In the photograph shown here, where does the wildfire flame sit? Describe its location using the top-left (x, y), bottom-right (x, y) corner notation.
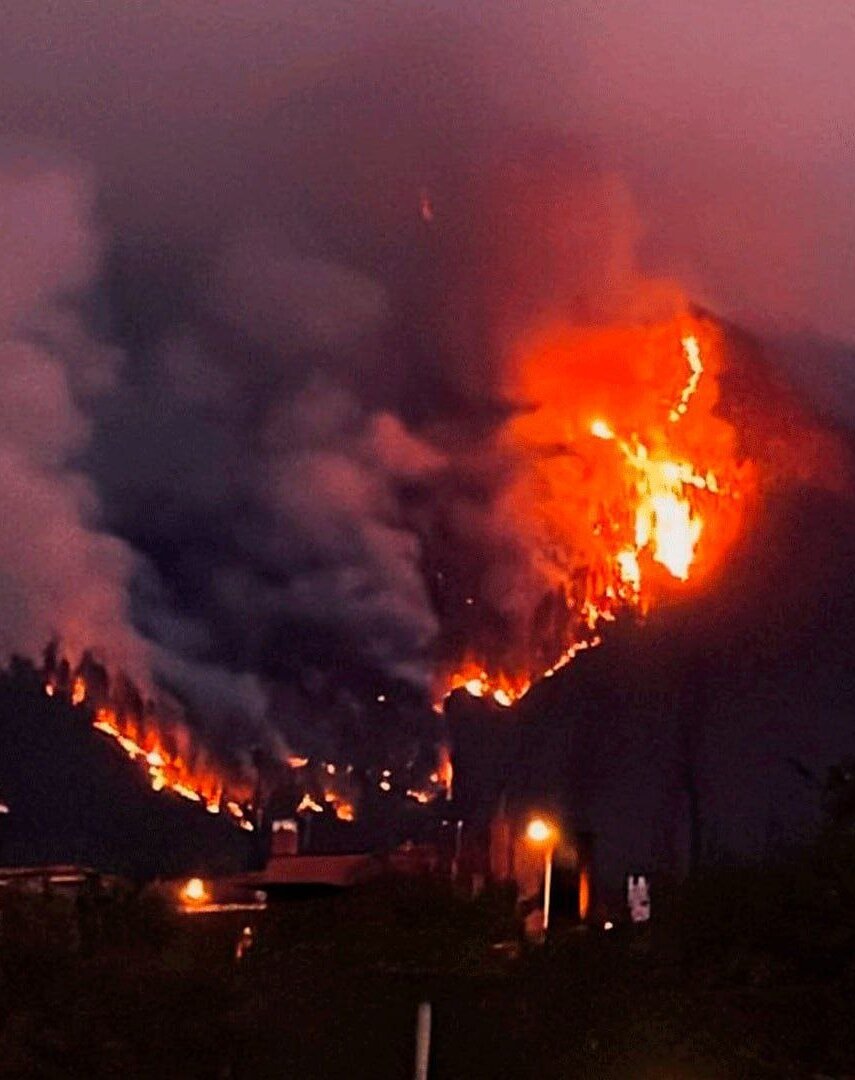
top-left (91, 704), bottom-right (254, 829)
top-left (435, 742), bottom-right (454, 801)
top-left (323, 788), bottom-right (356, 822)
top-left (296, 792), bottom-right (323, 814)
top-left (44, 674), bottom-right (254, 829)
top-left (437, 315), bottom-right (754, 707)
top-left (70, 676), bottom-right (86, 707)
top-left (43, 665), bottom-right (455, 830)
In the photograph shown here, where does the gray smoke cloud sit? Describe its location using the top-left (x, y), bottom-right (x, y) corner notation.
top-left (0, 161), bottom-right (147, 678)
top-left (0, 158), bottom-right (270, 731)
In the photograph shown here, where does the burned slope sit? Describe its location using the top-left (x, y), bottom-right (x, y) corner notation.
top-left (0, 661), bottom-right (253, 879)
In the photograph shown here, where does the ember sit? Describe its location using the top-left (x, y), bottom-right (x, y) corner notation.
top-left (296, 792), bottom-right (324, 815)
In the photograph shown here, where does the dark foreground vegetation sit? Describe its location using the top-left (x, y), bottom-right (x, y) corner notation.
top-left (0, 827), bottom-right (854, 1079)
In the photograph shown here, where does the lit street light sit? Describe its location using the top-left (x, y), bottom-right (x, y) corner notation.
top-left (526, 818), bottom-right (551, 844)
top-left (525, 817), bottom-right (557, 933)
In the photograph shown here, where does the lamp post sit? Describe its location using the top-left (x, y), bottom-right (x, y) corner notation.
top-left (526, 817), bottom-right (556, 933)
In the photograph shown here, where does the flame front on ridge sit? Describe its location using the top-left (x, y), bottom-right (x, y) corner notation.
top-left (44, 675), bottom-right (255, 829)
top-left (436, 315), bottom-right (754, 708)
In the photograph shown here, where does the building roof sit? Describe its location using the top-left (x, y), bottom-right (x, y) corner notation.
top-left (236, 853), bottom-right (381, 889)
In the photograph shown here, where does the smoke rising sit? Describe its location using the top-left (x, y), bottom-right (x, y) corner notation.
top-left (0, 162), bottom-right (148, 679)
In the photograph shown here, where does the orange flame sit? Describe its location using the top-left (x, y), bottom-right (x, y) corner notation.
top-left (578, 867), bottom-right (590, 922)
top-left (436, 742), bottom-right (454, 801)
top-left (70, 676), bottom-right (86, 707)
top-left (323, 786), bottom-right (356, 822)
top-left (91, 703), bottom-right (254, 828)
top-left (296, 792), bottom-right (323, 814)
top-left (44, 674), bottom-right (253, 829)
top-left (437, 315), bottom-right (754, 707)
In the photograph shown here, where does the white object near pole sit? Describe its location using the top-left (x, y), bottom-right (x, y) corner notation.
top-left (542, 845), bottom-right (554, 932)
top-left (414, 1001), bottom-right (432, 1080)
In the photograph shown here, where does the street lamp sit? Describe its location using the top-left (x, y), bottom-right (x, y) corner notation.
top-left (525, 817), bottom-right (557, 933)
top-left (180, 877), bottom-right (210, 907)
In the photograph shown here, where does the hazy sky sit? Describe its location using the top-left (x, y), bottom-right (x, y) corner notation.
top-left (3, 1), bottom-right (852, 339)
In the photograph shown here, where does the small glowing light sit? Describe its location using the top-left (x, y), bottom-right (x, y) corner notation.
top-left (379, 780), bottom-right (391, 792)
top-left (465, 597), bottom-right (475, 605)
top-left (71, 676), bottom-right (86, 706)
top-left (376, 694), bottom-right (386, 702)
top-left (579, 867), bottom-right (591, 921)
top-left (604, 921), bottom-right (614, 931)
top-left (181, 877), bottom-right (209, 905)
top-left (526, 818), bottom-right (552, 843)
top-left (591, 419), bottom-right (615, 440)
top-left (325, 763), bottom-right (336, 775)
top-left (381, 769), bottom-right (391, 778)
top-left (493, 689), bottom-right (513, 707)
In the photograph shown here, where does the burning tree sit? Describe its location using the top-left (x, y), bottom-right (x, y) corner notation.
top-left (41, 644), bottom-right (256, 830)
top-left (436, 313), bottom-right (755, 708)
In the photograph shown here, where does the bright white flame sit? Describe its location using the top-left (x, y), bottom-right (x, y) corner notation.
top-left (616, 549), bottom-right (641, 593)
top-left (591, 419), bottom-right (615, 440)
top-left (669, 335), bottom-right (703, 422)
